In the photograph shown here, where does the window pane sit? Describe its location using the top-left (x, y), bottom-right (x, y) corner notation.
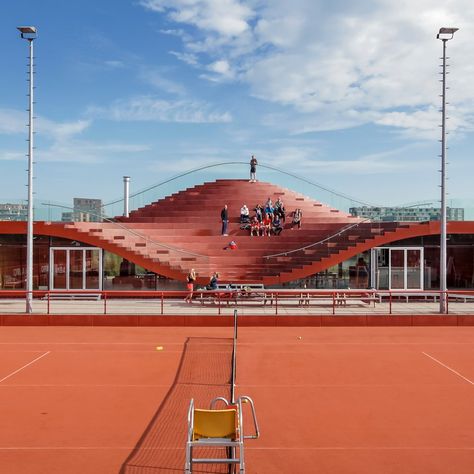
top-left (69, 250), bottom-right (83, 290)
top-left (53, 250), bottom-right (67, 289)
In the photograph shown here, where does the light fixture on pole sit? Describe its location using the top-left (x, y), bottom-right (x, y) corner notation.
top-left (437, 27), bottom-right (458, 313)
top-left (17, 26), bottom-right (37, 314)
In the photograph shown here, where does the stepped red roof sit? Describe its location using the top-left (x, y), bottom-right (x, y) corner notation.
top-left (1, 179), bottom-right (472, 284)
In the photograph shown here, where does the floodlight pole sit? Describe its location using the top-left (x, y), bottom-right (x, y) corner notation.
top-left (18, 27), bottom-right (37, 313)
top-left (437, 28), bottom-right (458, 313)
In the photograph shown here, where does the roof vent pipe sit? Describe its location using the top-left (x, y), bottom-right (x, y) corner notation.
top-left (123, 176), bottom-right (130, 218)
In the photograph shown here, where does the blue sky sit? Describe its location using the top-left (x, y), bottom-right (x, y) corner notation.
top-left (1, 0), bottom-right (474, 215)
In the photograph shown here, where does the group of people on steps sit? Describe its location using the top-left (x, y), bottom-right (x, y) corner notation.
top-left (185, 156), bottom-right (303, 302)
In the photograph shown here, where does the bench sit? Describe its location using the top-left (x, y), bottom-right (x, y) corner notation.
top-left (448, 293), bottom-right (474, 303)
top-left (334, 291), bottom-right (377, 307)
top-left (375, 291), bottom-right (440, 303)
top-left (44, 293), bottom-right (102, 301)
top-left (376, 291), bottom-right (474, 304)
top-left (198, 284), bottom-right (266, 305)
top-left (268, 290), bottom-right (378, 308)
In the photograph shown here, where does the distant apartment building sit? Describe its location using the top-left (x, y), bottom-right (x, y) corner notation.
top-left (73, 198), bottom-right (103, 222)
top-left (60, 198), bottom-right (103, 222)
top-left (349, 206), bottom-right (464, 222)
top-left (60, 212), bottom-right (74, 222)
top-left (0, 203), bottom-right (28, 221)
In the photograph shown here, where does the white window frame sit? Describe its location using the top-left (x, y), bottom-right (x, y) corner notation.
top-left (370, 246), bottom-right (424, 290)
top-left (49, 247), bottom-right (102, 290)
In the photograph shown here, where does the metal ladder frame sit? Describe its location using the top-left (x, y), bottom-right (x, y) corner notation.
top-left (185, 395), bottom-right (259, 474)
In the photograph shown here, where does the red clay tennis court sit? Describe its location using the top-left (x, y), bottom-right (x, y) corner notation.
top-left (0, 325), bottom-right (473, 473)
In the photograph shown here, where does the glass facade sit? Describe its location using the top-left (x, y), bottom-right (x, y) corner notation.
top-left (49, 248), bottom-right (101, 290)
top-left (271, 252), bottom-right (372, 290)
top-left (0, 235), bottom-right (50, 290)
top-left (272, 235), bottom-right (474, 290)
top-left (0, 233), bottom-right (474, 291)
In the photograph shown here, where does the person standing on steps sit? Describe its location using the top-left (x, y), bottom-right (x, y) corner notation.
top-left (249, 155), bottom-right (258, 182)
top-left (221, 204), bottom-right (229, 236)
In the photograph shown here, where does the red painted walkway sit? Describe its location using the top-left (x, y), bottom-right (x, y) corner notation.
top-left (0, 326), bottom-right (473, 473)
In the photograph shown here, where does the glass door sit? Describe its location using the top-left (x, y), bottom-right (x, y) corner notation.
top-left (52, 249), bottom-right (67, 290)
top-left (85, 249), bottom-right (101, 289)
top-left (69, 250), bottom-right (84, 290)
top-left (390, 249), bottom-right (405, 289)
top-left (407, 249), bottom-right (422, 289)
top-left (372, 248), bottom-right (389, 289)
top-left (50, 247), bottom-right (102, 290)
top-left (371, 247), bottom-right (424, 290)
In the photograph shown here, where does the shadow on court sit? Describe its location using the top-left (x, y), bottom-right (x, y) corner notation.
top-left (120, 337), bottom-right (233, 473)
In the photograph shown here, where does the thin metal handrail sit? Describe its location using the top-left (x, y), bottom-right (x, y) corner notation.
top-left (102, 161), bottom-right (379, 209)
top-left (41, 202), bottom-right (209, 260)
top-left (263, 217), bottom-right (376, 259)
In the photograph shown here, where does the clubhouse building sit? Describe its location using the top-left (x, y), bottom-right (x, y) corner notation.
top-left (1, 179), bottom-right (474, 292)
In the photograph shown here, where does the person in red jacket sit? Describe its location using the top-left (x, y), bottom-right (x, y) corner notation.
top-left (262, 213), bottom-right (272, 236)
top-left (250, 215), bottom-right (260, 236)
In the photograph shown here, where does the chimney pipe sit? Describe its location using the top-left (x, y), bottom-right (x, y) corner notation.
top-left (123, 176), bottom-right (130, 217)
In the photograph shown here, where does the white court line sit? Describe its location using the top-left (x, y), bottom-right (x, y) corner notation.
top-left (247, 447), bottom-right (474, 451)
top-left (0, 446), bottom-right (473, 451)
top-left (0, 384), bottom-right (170, 388)
top-left (0, 383), bottom-right (462, 388)
top-left (0, 352), bottom-right (50, 384)
top-left (422, 352), bottom-right (474, 385)
top-left (0, 346), bottom-right (181, 354)
top-left (0, 341), bottom-right (473, 345)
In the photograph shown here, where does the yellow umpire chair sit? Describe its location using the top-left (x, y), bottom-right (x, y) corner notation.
top-left (185, 396), bottom-right (259, 474)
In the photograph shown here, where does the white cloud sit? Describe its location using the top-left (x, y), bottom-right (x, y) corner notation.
top-left (0, 140), bottom-right (149, 164)
top-left (141, 0), bottom-right (474, 138)
top-left (140, 0), bottom-right (254, 36)
top-left (139, 68), bottom-right (187, 95)
top-left (38, 118), bottom-right (91, 141)
top-left (36, 140), bottom-right (151, 163)
top-left (169, 50), bottom-right (199, 65)
top-left (200, 59), bottom-right (235, 82)
top-left (0, 108), bottom-right (91, 140)
top-left (89, 96), bottom-right (232, 123)
top-left (104, 60), bottom-right (125, 68)
top-left (255, 144), bottom-right (417, 176)
top-left (0, 151), bottom-right (24, 161)
top-left (207, 59), bottom-right (234, 77)
top-left (0, 107), bottom-right (149, 163)
top-left (0, 109), bottom-right (27, 134)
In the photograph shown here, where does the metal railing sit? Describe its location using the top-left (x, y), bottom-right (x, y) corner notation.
top-left (1, 289), bottom-right (474, 316)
